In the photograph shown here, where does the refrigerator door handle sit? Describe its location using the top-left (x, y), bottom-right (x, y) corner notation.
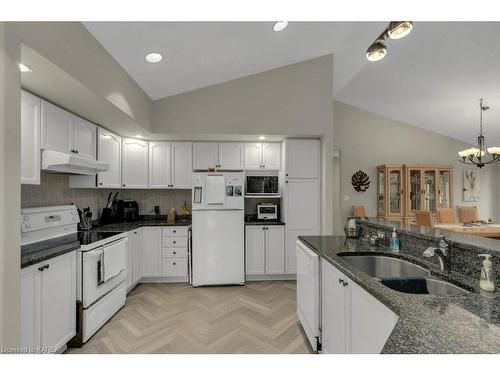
top-left (188, 227), bottom-right (192, 285)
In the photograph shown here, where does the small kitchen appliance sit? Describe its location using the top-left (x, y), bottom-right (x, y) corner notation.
top-left (246, 175), bottom-right (279, 196)
top-left (257, 203), bottom-right (278, 220)
top-left (117, 200), bottom-right (139, 222)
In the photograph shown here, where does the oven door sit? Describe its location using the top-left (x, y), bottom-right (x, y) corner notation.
top-left (81, 238), bottom-right (127, 308)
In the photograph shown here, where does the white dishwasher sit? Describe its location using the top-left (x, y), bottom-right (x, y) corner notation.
top-left (295, 239), bottom-right (320, 351)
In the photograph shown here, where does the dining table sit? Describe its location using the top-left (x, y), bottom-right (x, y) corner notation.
top-left (433, 223), bottom-right (500, 239)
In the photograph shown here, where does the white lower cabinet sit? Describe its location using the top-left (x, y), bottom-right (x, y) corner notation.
top-left (321, 260), bottom-right (398, 354)
top-left (141, 227), bottom-right (162, 277)
top-left (161, 227), bottom-right (189, 280)
top-left (245, 225), bottom-right (285, 276)
top-left (21, 251), bottom-right (77, 352)
top-left (126, 229), bottom-right (143, 291)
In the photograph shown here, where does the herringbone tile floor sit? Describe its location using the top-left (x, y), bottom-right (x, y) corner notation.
top-left (67, 281), bottom-right (313, 354)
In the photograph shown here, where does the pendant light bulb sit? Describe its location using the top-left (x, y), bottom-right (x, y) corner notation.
top-left (388, 21), bottom-right (413, 39)
top-left (366, 41), bottom-right (387, 62)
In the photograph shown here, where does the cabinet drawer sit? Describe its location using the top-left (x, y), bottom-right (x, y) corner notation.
top-left (162, 227), bottom-right (188, 237)
top-left (162, 258), bottom-right (188, 277)
top-left (162, 236), bottom-right (187, 247)
top-left (161, 247), bottom-right (187, 258)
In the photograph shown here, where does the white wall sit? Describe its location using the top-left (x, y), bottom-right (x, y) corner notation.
top-left (11, 22), bottom-right (152, 131)
top-left (153, 55), bottom-right (335, 234)
top-left (0, 23), bottom-right (21, 348)
top-left (333, 100), bottom-right (499, 228)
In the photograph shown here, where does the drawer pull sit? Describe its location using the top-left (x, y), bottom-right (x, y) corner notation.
top-left (173, 241), bottom-right (176, 244)
top-left (173, 262), bottom-right (176, 266)
top-left (173, 230), bottom-right (176, 233)
top-left (173, 251), bottom-right (176, 255)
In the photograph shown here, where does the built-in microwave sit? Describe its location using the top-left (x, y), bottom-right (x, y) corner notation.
top-left (246, 176), bottom-right (279, 196)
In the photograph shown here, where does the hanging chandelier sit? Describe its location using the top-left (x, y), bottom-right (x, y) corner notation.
top-left (458, 99), bottom-right (500, 168)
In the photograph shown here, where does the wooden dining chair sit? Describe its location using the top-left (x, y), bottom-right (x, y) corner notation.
top-left (352, 205), bottom-right (367, 219)
top-left (436, 207), bottom-right (458, 224)
top-left (458, 206), bottom-right (479, 223)
top-left (414, 210), bottom-right (433, 228)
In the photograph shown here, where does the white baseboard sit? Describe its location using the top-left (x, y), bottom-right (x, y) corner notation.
top-left (245, 274), bottom-right (296, 281)
top-left (139, 276), bottom-right (189, 283)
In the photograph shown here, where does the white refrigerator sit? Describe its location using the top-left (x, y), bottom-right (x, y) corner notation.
top-left (191, 172), bottom-right (245, 286)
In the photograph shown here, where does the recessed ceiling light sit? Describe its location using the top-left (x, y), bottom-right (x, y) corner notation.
top-left (135, 134), bottom-right (143, 139)
top-left (273, 21), bottom-right (288, 32)
top-left (145, 52), bottom-right (163, 64)
top-left (19, 63), bottom-right (32, 73)
top-left (258, 136), bottom-right (266, 140)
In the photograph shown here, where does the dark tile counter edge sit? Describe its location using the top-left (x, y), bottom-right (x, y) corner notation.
top-left (245, 221), bottom-right (285, 226)
top-left (21, 243), bottom-right (80, 269)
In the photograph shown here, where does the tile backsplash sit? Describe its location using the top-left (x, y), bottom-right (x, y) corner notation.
top-left (22, 173), bottom-right (192, 220)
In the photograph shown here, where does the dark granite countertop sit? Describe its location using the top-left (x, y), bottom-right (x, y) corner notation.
top-left (21, 233), bottom-right (80, 269)
top-left (299, 235), bottom-right (500, 354)
top-left (244, 214), bottom-right (285, 226)
top-left (21, 217), bottom-right (192, 268)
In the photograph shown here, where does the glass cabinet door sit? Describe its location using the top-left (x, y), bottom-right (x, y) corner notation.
top-left (439, 170), bottom-right (451, 208)
top-left (423, 170), bottom-right (436, 212)
top-left (388, 169), bottom-right (402, 215)
top-left (377, 168), bottom-right (386, 216)
top-left (407, 169), bottom-right (422, 214)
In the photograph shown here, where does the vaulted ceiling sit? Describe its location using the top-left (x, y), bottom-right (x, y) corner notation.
top-left (84, 21), bottom-right (500, 145)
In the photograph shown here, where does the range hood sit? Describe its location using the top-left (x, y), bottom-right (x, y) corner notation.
top-left (41, 150), bottom-right (109, 175)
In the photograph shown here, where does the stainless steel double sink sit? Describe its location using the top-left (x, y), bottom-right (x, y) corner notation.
top-left (339, 255), bottom-right (468, 295)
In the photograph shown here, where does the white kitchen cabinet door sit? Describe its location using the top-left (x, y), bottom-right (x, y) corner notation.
top-left (321, 260), bottom-right (348, 354)
top-left (40, 251), bottom-right (76, 350)
top-left (21, 266), bottom-right (40, 348)
top-left (97, 128), bottom-right (121, 188)
top-left (132, 229), bottom-right (143, 284)
top-left (284, 179), bottom-right (320, 231)
top-left (21, 90), bottom-right (41, 185)
top-left (285, 139), bottom-right (320, 179)
top-left (262, 143), bottom-right (281, 170)
top-left (72, 117), bottom-right (96, 159)
top-left (193, 142), bottom-right (219, 170)
top-left (149, 141), bottom-right (171, 188)
top-left (41, 100), bottom-right (73, 153)
top-left (171, 142), bottom-right (192, 189)
top-left (350, 280), bottom-right (398, 353)
top-left (122, 138), bottom-right (149, 188)
top-left (244, 143), bottom-right (263, 170)
top-left (245, 226), bottom-right (265, 275)
top-left (265, 226), bottom-right (285, 274)
top-left (141, 227), bottom-right (161, 277)
top-left (219, 143), bottom-right (244, 170)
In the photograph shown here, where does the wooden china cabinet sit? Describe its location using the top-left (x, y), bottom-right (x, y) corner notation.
top-left (377, 164), bottom-right (453, 219)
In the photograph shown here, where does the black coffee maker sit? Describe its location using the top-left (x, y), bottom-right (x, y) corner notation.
top-left (117, 200), bottom-right (139, 221)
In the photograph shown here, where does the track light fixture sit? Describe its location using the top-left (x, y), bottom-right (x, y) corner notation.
top-left (366, 21), bottom-right (413, 62)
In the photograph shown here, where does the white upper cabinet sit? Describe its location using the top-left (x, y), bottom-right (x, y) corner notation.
top-left (97, 128), bottom-right (121, 188)
top-left (171, 142), bottom-right (192, 189)
top-left (193, 142), bottom-right (219, 170)
top-left (72, 117), bottom-right (96, 159)
top-left (41, 99), bottom-right (96, 159)
top-left (262, 143), bottom-right (281, 170)
top-left (193, 142), bottom-right (244, 170)
top-left (245, 143), bottom-right (281, 170)
top-left (21, 90), bottom-right (41, 185)
top-left (285, 139), bottom-right (320, 178)
top-left (149, 141), bottom-right (192, 189)
top-left (284, 179), bottom-right (320, 230)
top-left (41, 100), bottom-right (73, 154)
top-left (149, 142), bottom-right (171, 188)
top-left (218, 142), bottom-right (244, 170)
top-left (122, 138), bottom-right (149, 188)
top-left (244, 143), bottom-right (263, 169)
